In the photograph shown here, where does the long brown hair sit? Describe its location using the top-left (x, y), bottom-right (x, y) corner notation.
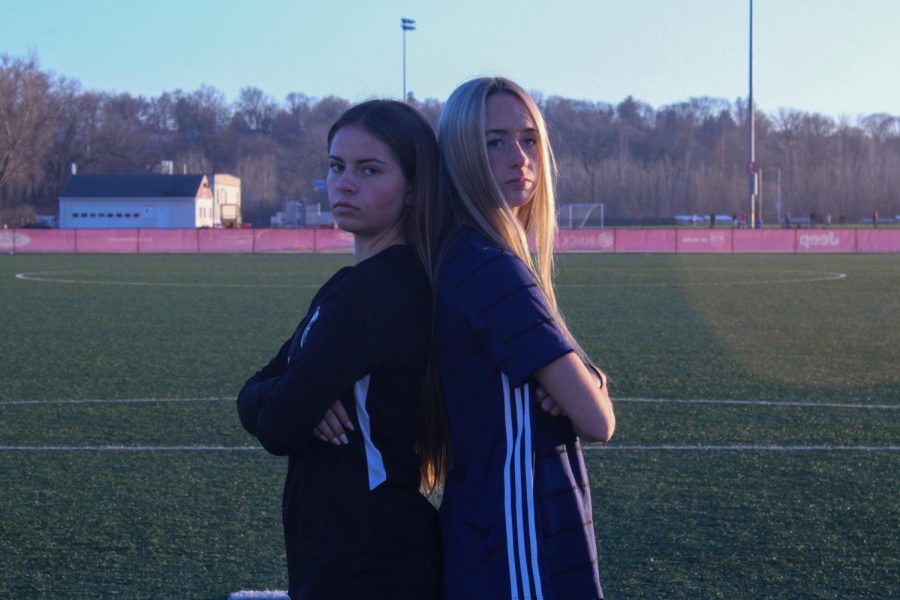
top-left (328, 101), bottom-right (442, 491)
top-left (327, 100), bottom-right (438, 250)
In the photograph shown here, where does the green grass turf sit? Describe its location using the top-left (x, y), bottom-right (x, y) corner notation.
top-left (1, 252), bottom-right (898, 599)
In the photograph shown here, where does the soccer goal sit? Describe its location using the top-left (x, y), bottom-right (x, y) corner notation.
top-left (558, 203), bottom-right (605, 229)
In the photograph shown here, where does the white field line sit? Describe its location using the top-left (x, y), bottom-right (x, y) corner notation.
top-left (16, 269), bottom-right (846, 289)
top-left (560, 271), bottom-right (846, 288)
top-left (583, 444), bottom-right (900, 452)
top-left (14, 271), bottom-right (318, 288)
top-left (229, 592), bottom-right (289, 600)
top-left (1, 444), bottom-right (897, 452)
top-left (2, 396), bottom-right (895, 410)
top-left (0, 445), bottom-right (260, 451)
top-left (2, 396), bottom-right (894, 452)
top-left (615, 397), bottom-right (899, 410)
top-left (0, 397), bottom-right (231, 405)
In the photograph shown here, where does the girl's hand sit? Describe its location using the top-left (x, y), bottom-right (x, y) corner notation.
top-left (535, 385), bottom-right (566, 417)
top-left (533, 353), bottom-right (615, 442)
top-left (313, 400), bottom-right (354, 445)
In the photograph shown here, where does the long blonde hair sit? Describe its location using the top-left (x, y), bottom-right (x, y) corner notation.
top-left (437, 78), bottom-right (556, 303)
top-left (416, 77), bottom-right (593, 492)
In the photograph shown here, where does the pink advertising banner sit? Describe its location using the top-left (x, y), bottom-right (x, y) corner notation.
top-left (253, 229), bottom-right (316, 253)
top-left (555, 230), bottom-right (615, 252)
top-left (298, 229), bottom-right (317, 252)
top-left (2, 229), bottom-right (76, 253)
top-left (6, 228), bottom-right (900, 254)
top-left (313, 229), bottom-right (355, 253)
top-left (197, 229), bottom-right (255, 253)
top-left (137, 229), bottom-right (199, 253)
top-left (614, 229), bottom-right (677, 253)
top-left (75, 229), bottom-right (139, 253)
top-left (675, 230), bottom-right (733, 253)
top-left (0, 230), bottom-right (13, 252)
top-left (855, 229), bottom-right (900, 253)
top-left (733, 229), bottom-right (795, 253)
top-left (795, 229), bottom-right (856, 253)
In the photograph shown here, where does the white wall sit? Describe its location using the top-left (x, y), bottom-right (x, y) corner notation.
top-left (212, 175), bottom-right (241, 226)
top-left (196, 197), bottom-right (214, 228)
top-left (60, 197), bottom-right (200, 228)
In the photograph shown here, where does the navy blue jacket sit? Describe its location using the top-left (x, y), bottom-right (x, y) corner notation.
top-left (435, 227), bottom-right (603, 600)
top-left (238, 245), bottom-right (441, 600)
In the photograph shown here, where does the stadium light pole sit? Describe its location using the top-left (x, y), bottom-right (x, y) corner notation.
top-left (747, 0), bottom-right (759, 228)
top-left (402, 18), bottom-right (416, 101)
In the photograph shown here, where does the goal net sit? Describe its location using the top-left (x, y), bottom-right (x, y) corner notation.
top-left (558, 203), bottom-right (605, 229)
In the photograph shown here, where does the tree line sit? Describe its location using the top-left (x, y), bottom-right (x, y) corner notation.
top-left (2, 53), bottom-right (898, 227)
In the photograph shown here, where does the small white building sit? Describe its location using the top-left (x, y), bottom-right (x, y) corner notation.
top-left (59, 174), bottom-right (221, 228)
top-left (211, 174), bottom-right (242, 227)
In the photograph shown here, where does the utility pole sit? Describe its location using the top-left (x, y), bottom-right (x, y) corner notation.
top-left (747, 0), bottom-right (759, 228)
top-left (401, 18), bottom-right (416, 101)
top-left (777, 167), bottom-right (782, 224)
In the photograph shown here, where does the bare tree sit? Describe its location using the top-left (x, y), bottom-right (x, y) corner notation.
top-left (2, 52), bottom-right (898, 226)
top-left (0, 54), bottom-right (55, 211)
top-left (234, 87), bottom-right (278, 133)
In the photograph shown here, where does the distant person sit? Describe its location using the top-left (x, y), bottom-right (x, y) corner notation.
top-left (826, 213), bottom-right (832, 227)
top-left (419, 77), bottom-right (615, 600)
top-left (237, 100), bottom-right (442, 600)
top-left (839, 214), bottom-right (846, 225)
top-left (710, 211), bottom-right (716, 228)
top-left (810, 212), bottom-right (816, 228)
top-left (732, 212), bottom-right (738, 228)
top-left (741, 211), bottom-right (748, 228)
top-left (784, 213), bottom-right (792, 228)
top-left (873, 209), bottom-right (879, 228)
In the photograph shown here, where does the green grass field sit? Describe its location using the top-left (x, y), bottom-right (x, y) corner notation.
top-left (1, 253), bottom-right (898, 599)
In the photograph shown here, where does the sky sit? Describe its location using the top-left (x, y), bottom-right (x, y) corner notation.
top-left (3, 0), bottom-right (899, 119)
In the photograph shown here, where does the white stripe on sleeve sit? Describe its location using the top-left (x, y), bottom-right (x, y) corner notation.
top-left (522, 383), bottom-right (544, 598)
top-left (354, 374), bottom-right (386, 490)
top-left (513, 385), bottom-right (533, 598)
top-left (502, 374), bottom-right (520, 598)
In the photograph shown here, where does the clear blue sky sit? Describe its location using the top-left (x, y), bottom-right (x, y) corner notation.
top-left (4, 0), bottom-right (898, 118)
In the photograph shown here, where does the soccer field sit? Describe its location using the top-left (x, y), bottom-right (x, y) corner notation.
top-left (1, 253), bottom-right (898, 599)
